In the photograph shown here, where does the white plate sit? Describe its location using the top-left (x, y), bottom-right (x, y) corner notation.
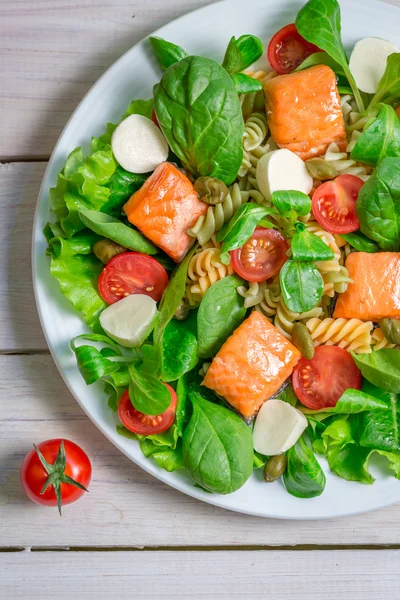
top-left (32, 0), bottom-right (400, 519)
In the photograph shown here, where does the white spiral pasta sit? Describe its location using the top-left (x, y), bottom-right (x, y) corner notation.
top-left (306, 317), bottom-right (373, 353)
top-left (323, 142), bottom-right (370, 181)
top-left (371, 328), bottom-right (397, 351)
top-left (185, 240), bottom-right (233, 306)
top-left (237, 281), bottom-right (267, 308)
top-left (239, 112), bottom-right (270, 178)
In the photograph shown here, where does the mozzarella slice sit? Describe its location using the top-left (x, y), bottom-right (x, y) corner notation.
top-left (100, 294), bottom-right (158, 348)
top-left (111, 114), bottom-right (169, 173)
top-left (349, 37), bottom-right (399, 94)
top-left (256, 149), bottom-right (313, 201)
top-left (253, 399), bottom-right (307, 456)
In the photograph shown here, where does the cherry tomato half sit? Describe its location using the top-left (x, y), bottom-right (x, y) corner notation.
top-left (20, 439), bottom-right (91, 511)
top-left (267, 23), bottom-right (320, 74)
top-left (312, 174), bottom-right (364, 234)
top-left (230, 227), bottom-right (289, 282)
top-left (292, 346), bottom-right (362, 410)
top-left (98, 252), bottom-right (168, 304)
top-left (118, 385), bottom-right (177, 436)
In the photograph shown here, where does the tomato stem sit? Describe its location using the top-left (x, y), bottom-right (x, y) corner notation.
top-left (34, 441), bottom-right (89, 516)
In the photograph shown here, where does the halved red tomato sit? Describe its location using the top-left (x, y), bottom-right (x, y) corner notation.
top-left (98, 252), bottom-right (168, 304)
top-left (267, 23), bottom-right (320, 74)
top-left (312, 174), bottom-right (364, 234)
top-left (292, 346), bottom-right (362, 410)
top-left (230, 227), bottom-right (289, 282)
top-left (118, 385), bottom-right (177, 435)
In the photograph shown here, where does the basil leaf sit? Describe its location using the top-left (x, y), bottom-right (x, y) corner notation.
top-left (153, 244), bottom-right (198, 349)
top-left (341, 231), bottom-right (379, 253)
top-left (271, 190), bottom-right (311, 217)
top-left (101, 167), bottom-right (147, 217)
top-left (351, 104), bottom-right (400, 167)
top-left (149, 36), bottom-right (188, 71)
top-left (280, 260), bottom-right (323, 312)
top-left (296, 51), bottom-right (345, 76)
top-left (197, 274), bottom-right (246, 358)
top-left (352, 349), bottom-right (400, 394)
top-left (182, 393), bottom-right (253, 493)
top-left (78, 208), bottom-right (158, 254)
top-left (356, 157), bottom-right (400, 250)
top-left (128, 364), bottom-right (171, 415)
top-left (283, 435), bottom-right (326, 498)
top-left (300, 387), bottom-right (390, 416)
top-left (222, 35), bottom-right (264, 75)
top-left (296, 0), bottom-right (365, 112)
top-left (216, 202), bottom-right (275, 264)
top-left (231, 73), bottom-right (263, 94)
top-left (291, 223), bottom-right (334, 261)
top-left (154, 56), bottom-right (244, 185)
top-left (370, 52), bottom-right (400, 108)
top-left (162, 315), bottom-right (198, 382)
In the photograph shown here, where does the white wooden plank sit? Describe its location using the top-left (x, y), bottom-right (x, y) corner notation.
top-left (2, 354), bottom-right (400, 548)
top-left (2, 549), bottom-right (400, 599)
top-left (0, 0), bottom-right (219, 158)
top-left (0, 162), bottom-right (47, 351)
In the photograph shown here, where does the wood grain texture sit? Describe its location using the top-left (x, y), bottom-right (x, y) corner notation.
top-left (2, 550), bottom-right (400, 599)
top-left (1, 354), bottom-right (400, 548)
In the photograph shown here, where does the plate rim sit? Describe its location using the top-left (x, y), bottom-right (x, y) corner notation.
top-left (32, 0), bottom-right (400, 520)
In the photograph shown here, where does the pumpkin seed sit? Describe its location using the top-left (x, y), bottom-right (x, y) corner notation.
top-left (292, 323), bottom-right (315, 359)
top-left (379, 318), bottom-right (400, 345)
top-left (263, 454), bottom-right (287, 482)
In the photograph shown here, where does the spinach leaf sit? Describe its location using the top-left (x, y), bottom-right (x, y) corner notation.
top-left (351, 104), bottom-right (400, 167)
top-left (283, 435), bottom-right (326, 498)
top-left (231, 73), bottom-right (263, 94)
top-left (176, 373), bottom-right (190, 437)
top-left (182, 393), bottom-right (253, 493)
top-left (291, 222), bottom-right (334, 261)
top-left (222, 35), bottom-right (264, 74)
top-left (154, 56), bottom-right (244, 185)
top-left (299, 387), bottom-right (390, 416)
top-left (78, 208), bottom-right (158, 254)
top-left (296, 0), bottom-right (365, 112)
top-left (153, 244), bottom-right (198, 349)
top-left (271, 190), bottom-right (311, 217)
top-left (128, 364), bottom-right (172, 415)
top-left (280, 260), bottom-right (323, 312)
top-left (149, 36), bottom-right (188, 71)
top-left (296, 51), bottom-right (345, 76)
top-left (162, 315), bottom-right (198, 382)
top-left (101, 167), bottom-right (147, 217)
top-left (216, 202), bottom-right (275, 264)
top-left (358, 382), bottom-right (400, 452)
top-left (197, 274), bottom-right (246, 358)
top-left (352, 349), bottom-right (400, 394)
top-left (369, 52), bottom-right (400, 108)
top-left (356, 157), bottom-right (400, 250)
top-left (341, 231), bottom-right (379, 253)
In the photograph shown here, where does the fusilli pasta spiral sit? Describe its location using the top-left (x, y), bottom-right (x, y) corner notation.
top-left (185, 240), bottom-right (233, 306)
top-left (323, 142), bottom-right (370, 181)
top-left (306, 317), bottom-right (373, 353)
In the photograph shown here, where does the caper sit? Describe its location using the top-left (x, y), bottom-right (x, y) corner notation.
top-left (305, 158), bottom-right (338, 181)
top-left (174, 297), bottom-right (190, 321)
top-left (93, 239), bottom-right (126, 264)
top-left (379, 318), bottom-right (400, 345)
top-left (292, 323), bottom-right (315, 359)
top-left (194, 176), bottom-right (229, 205)
top-left (263, 454), bottom-right (287, 483)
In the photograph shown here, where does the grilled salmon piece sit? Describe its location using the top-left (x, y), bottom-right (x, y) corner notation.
top-left (203, 311), bottom-right (301, 418)
top-left (123, 162), bottom-right (207, 263)
top-left (263, 65), bottom-right (347, 160)
top-left (333, 252), bottom-right (400, 321)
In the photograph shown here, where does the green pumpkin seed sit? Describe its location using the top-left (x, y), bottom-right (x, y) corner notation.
top-left (263, 454), bottom-right (287, 482)
top-left (93, 239), bottom-right (126, 264)
top-left (305, 158), bottom-right (338, 181)
top-left (292, 323), bottom-right (315, 359)
top-left (379, 318), bottom-right (400, 345)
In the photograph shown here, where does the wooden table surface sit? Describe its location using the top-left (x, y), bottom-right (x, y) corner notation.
top-left (1, 1), bottom-right (400, 598)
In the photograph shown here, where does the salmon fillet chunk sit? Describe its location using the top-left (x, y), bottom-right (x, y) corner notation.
top-left (263, 65), bottom-right (347, 160)
top-left (203, 312), bottom-right (301, 418)
top-left (123, 162), bottom-right (207, 263)
top-left (333, 252), bottom-right (400, 321)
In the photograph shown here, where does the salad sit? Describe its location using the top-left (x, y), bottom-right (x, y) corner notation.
top-left (44, 0), bottom-right (400, 498)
